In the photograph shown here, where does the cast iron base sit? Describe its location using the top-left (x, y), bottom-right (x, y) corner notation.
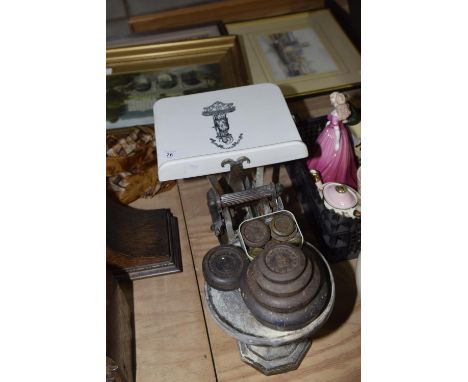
top-left (238, 340), bottom-right (312, 375)
top-left (205, 242), bottom-right (335, 376)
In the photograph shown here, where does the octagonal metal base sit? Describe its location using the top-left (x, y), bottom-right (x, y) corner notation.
top-left (238, 340), bottom-right (312, 375)
top-left (205, 242), bottom-right (335, 376)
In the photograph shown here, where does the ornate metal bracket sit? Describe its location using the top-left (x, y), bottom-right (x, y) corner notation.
top-left (207, 158), bottom-right (284, 245)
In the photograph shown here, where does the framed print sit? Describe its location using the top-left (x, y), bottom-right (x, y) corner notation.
top-left (106, 36), bottom-right (247, 129)
top-left (226, 9), bottom-right (360, 98)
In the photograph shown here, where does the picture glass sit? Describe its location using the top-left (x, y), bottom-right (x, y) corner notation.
top-left (107, 63), bottom-right (223, 129)
top-left (256, 27), bottom-right (338, 81)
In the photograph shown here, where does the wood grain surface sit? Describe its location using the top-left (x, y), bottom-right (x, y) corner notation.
top-left (107, 272), bottom-right (135, 382)
top-left (130, 184), bottom-right (216, 382)
top-left (129, 165), bottom-right (360, 381)
top-left (178, 165), bottom-right (360, 381)
top-left (106, 198), bottom-right (183, 279)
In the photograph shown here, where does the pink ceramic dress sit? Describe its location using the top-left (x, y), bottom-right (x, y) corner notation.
top-left (307, 113), bottom-right (358, 189)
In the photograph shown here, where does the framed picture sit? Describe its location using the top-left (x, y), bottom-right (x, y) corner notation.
top-left (106, 36), bottom-right (247, 129)
top-left (226, 10), bottom-right (360, 98)
top-left (106, 22), bottom-right (227, 48)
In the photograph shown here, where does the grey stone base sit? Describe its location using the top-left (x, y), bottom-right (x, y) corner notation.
top-left (238, 340), bottom-right (312, 375)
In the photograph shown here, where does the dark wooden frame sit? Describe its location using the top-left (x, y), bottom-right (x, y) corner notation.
top-left (106, 199), bottom-right (183, 280)
top-left (129, 0), bottom-right (325, 33)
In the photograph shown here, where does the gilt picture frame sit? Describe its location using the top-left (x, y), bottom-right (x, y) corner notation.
top-left (106, 36), bottom-right (247, 129)
top-left (226, 10), bottom-right (360, 99)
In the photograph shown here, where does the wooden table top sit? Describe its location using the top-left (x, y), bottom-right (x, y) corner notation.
top-left (130, 165), bottom-right (360, 381)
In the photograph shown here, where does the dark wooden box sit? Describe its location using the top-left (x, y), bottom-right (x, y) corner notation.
top-left (107, 197), bottom-right (183, 280)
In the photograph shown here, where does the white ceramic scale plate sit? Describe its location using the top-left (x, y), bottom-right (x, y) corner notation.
top-left (154, 83), bottom-right (308, 181)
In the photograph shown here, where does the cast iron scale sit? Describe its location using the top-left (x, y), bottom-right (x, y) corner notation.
top-left (207, 157), bottom-right (283, 245)
top-left (155, 84), bottom-right (335, 375)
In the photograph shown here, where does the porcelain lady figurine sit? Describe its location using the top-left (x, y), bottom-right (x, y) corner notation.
top-left (307, 92), bottom-right (358, 189)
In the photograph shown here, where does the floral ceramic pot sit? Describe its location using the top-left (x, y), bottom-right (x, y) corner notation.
top-left (323, 182), bottom-right (358, 207)
top-left (309, 170), bottom-right (360, 219)
top-left (322, 182), bottom-right (360, 218)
